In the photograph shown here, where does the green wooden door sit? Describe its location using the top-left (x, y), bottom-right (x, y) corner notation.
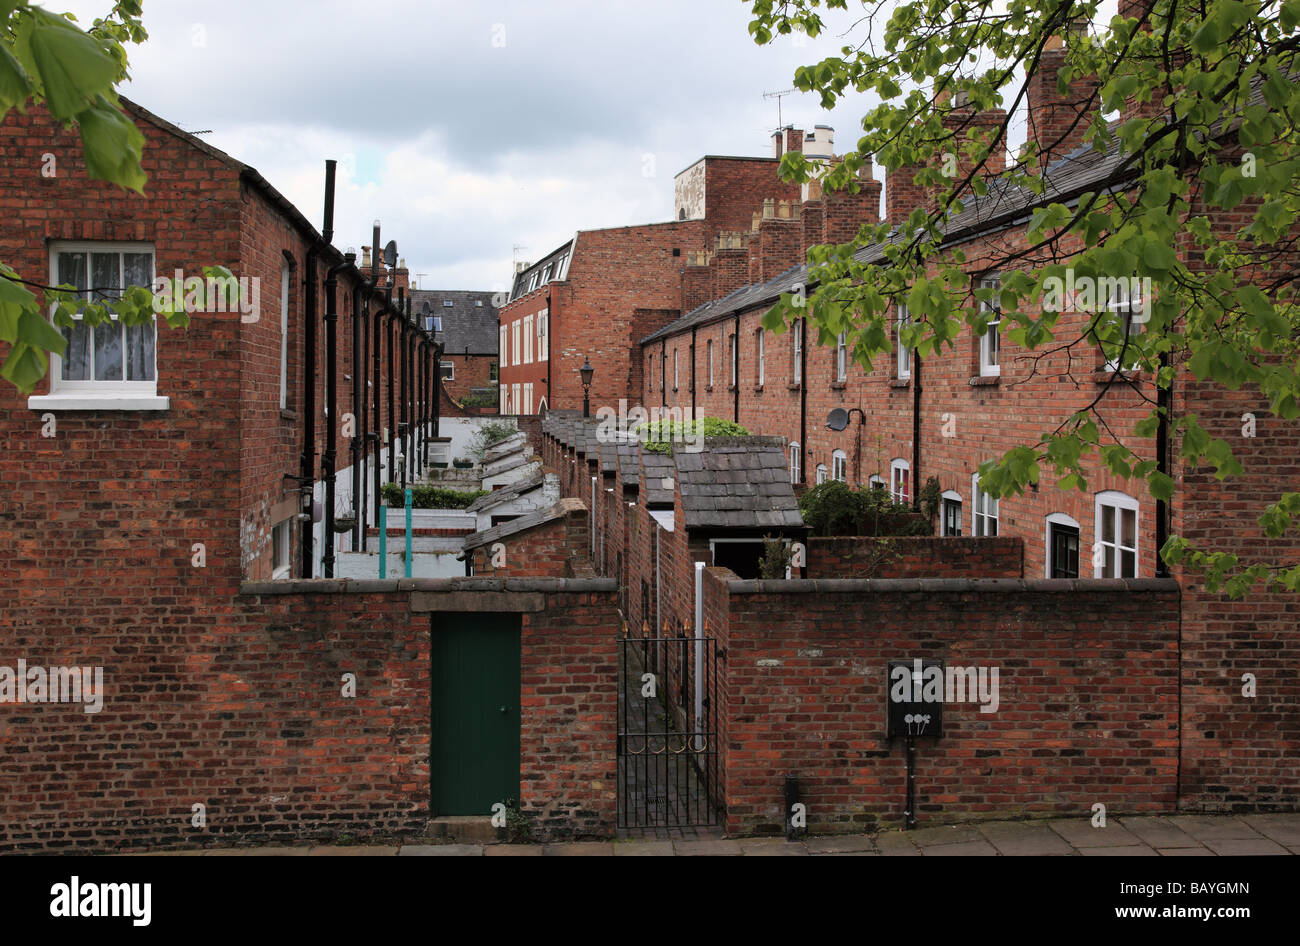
top-left (430, 613), bottom-right (521, 816)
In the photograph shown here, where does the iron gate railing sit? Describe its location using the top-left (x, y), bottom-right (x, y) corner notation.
top-left (617, 631), bottom-right (721, 828)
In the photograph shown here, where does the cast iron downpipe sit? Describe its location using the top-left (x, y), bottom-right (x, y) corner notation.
top-left (299, 249), bottom-right (319, 577)
top-left (320, 161), bottom-right (340, 580)
top-left (733, 311), bottom-right (741, 424)
top-left (690, 326), bottom-right (697, 419)
top-left (386, 280), bottom-right (396, 498)
top-left (799, 316), bottom-right (807, 485)
top-left (545, 289), bottom-right (552, 410)
top-left (351, 276), bottom-right (364, 552)
top-left (370, 224), bottom-right (383, 542)
top-left (1155, 348), bottom-right (1171, 576)
top-left (660, 337), bottom-right (667, 410)
top-left (911, 351), bottom-right (922, 509)
top-left (398, 286), bottom-right (408, 491)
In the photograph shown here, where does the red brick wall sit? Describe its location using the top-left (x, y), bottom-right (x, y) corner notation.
top-left (469, 499), bottom-right (592, 579)
top-left (809, 536), bottom-right (1024, 579)
top-left (440, 353), bottom-right (496, 406)
top-left (704, 570), bottom-right (1182, 835)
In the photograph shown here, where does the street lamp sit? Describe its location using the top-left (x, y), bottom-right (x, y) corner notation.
top-left (579, 356), bottom-right (594, 418)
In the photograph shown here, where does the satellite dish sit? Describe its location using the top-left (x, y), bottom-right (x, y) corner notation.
top-left (825, 408), bottom-right (849, 432)
top-left (382, 240), bottom-right (398, 268)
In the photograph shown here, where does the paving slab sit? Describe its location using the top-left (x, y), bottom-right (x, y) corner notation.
top-left (1115, 817), bottom-right (1200, 850)
top-left (1078, 845), bottom-right (1157, 856)
top-left (611, 841), bottom-right (675, 856)
top-left (805, 835), bottom-right (876, 854)
top-left (1165, 816), bottom-right (1262, 842)
top-left (305, 845), bottom-right (396, 856)
top-left (740, 838), bottom-right (808, 856)
top-left (875, 833), bottom-right (921, 856)
top-left (1242, 814), bottom-right (1300, 846)
top-left (541, 842), bottom-right (615, 856)
top-left (907, 824), bottom-right (986, 847)
top-left (1157, 847), bottom-right (1213, 855)
top-left (672, 839), bottom-right (743, 856)
top-left (1200, 838), bottom-right (1290, 856)
top-left (977, 821), bottom-right (1073, 856)
top-left (399, 844), bottom-right (483, 856)
top-left (1049, 819), bottom-right (1140, 848)
top-left (922, 840), bottom-right (1000, 856)
top-left (484, 844), bottom-right (543, 856)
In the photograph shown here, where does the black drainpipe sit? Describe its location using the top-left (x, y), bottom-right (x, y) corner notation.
top-left (397, 286), bottom-right (408, 492)
top-left (370, 225), bottom-right (383, 538)
top-left (352, 278), bottom-right (364, 552)
top-left (1155, 349), bottom-right (1171, 576)
top-left (321, 163), bottom-right (347, 579)
top-left (660, 337), bottom-right (667, 411)
top-left (799, 316), bottom-right (807, 485)
top-left (911, 351), bottom-right (922, 509)
top-left (690, 326), bottom-right (697, 420)
top-left (733, 311), bottom-right (740, 424)
top-left (299, 244), bottom-right (320, 577)
top-left (386, 280), bottom-right (395, 496)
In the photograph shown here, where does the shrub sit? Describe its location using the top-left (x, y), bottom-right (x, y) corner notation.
top-left (382, 483), bottom-right (488, 509)
top-left (758, 535), bottom-right (791, 579)
top-left (468, 420), bottom-right (517, 462)
top-left (632, 417), bottom-right (750, 454)
top-left (459, 390), bottom-right (498, 409)
top-left (798, 481), bottom-right (932, 537)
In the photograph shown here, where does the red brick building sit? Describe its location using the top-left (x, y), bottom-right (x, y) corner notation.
top-left (410, 289), bottom-right (498, 410)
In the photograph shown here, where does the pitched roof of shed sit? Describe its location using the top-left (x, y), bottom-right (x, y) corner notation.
top-left (674, 438), bottom-right (804, 530)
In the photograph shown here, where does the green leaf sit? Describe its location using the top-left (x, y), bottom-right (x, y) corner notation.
top-left (76, 94), bottom-right (146, 192)
top-left (26, 8), bottom-right (121, 120)
top-left (17, 308), bottom-right (66, 354)
top-left (0, 40), bottom-right (32, 113)
top-left (0, 341), bottom-right (47, 391)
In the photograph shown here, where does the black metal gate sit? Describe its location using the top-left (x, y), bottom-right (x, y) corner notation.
top-left (617, 629), bottom-right (721, 828)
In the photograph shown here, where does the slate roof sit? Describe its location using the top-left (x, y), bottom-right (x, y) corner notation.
top-left (409, 290), bottom-right (498, 356)
top-left (510, 240), bottom-right (574, 302)
top-left (463, 498), bottom-right (583, 551)
top-left (640, 134), bottom-right (1135, 346)
top-left (641, 451), bottom-right (677, 508)
top-left (616, 441), bottom-right (640, 489)
top-left (674, 438), bottom-right (804, 531)
top-left (466, 471), bottom-right (545, 512)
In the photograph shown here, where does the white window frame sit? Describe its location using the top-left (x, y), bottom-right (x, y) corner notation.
top-left (941, 489), bottom-right (963, 537)
top-left (440, 361), bottom-right (455, 381)
top-left (512, 383), bottom-right (521, 415)
top-left (789, 442), bottom-right (801, 484)
top-left (831, 450), bottom-right (848, 483)
top-left (499, 383), bottom-right (508, 413)
top-left (979, 277), bottom-right (1001, 377)
top-left (523, 382), bottom-right (533, 415)
top-left (499, 325), bottom-right (508, 368)
top-left (522, 315), bottom-right (533, 364)
top-left (272, 520), bottom-right (291, 580)
top-left (1046, 511), bottom-right (1082, 579)
top-left (673, 348), bottom-right (679, 389)
top-left (792, 320), bottom-right (802, 385)
top-left (815, 463), bottom-right (828, 485)
top-left (755, 328), bottom-right (764, 386)
top-left (1094, 491), bottom-right (1139, 578)
top-left (511, 320), bottom-right (521, 365)
top-left (537, 308), bottom-right (548, 362)
top-left (972, 471), bottom-right (999, 536)
top-left (34, 241), bottom-right (167, 411)
top-left (896, 303), bottom-right (912, 380)
top-left (868, 474), bottom-right (886, 491)
top-left (890, 458), bottom-right (910, 504)
top-left (836, 331), bottom-right (847, 382)
top-left (1103, 280), bottom-right (1144, 371)
top-left (707, 338), bottom-right (714, 386)
top-left (729, 333), bottom-right (737, 387)
top-left (279, 258), bottom-right (290, 410)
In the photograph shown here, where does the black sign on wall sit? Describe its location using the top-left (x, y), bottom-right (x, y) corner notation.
top-left (886, 659), bottom-right (945, 738)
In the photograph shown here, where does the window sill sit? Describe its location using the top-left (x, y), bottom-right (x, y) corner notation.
top-left (280, 408), bottom-right (297, 421)
top-left (830, 381), bottom-right (847, 390)
top-left (29, 394), bottom-right (170, 412)
top-left (753, 384), bottom-right (764, 393)
top-left (890, 378), bottom-right (910, 388)
top-left (728, 384), bottom-right (737, 392)
top-left (968, 375), bottom-right (1000, 387)
top-left (705, 385), bottom-right (714, 392)
top-left (671, 386), bottom-right (679, 393)
top-left (787, 382), bottom-right (802, 391)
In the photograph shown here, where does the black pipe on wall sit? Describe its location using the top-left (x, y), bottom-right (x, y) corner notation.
top-left (398, 286), bottom-right (408, 491)
top-left (799, 316), bottom-right (807, 485)
top-left (912, 352), bottom-right (922, 510)
top-left (299, 246), bottom-right (318, 578)
top-left (370, 224), bottom-right (383, 541)
top-left (351, 282), bottom-right (363, 552)
top-left (733, 312), bottom-right (741, 424)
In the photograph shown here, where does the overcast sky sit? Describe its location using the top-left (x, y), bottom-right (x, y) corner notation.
top-left (50, 1), bottom-right (1099, 292)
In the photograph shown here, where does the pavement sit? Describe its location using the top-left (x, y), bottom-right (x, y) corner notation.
top-left (127, 812), bottom-right (1300, 856)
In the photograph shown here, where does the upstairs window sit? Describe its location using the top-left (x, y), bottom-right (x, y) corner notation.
top-left (755, 328), bottom-right (764, 386)
top-left (1103, 280), bottom-right (1144, 371)
top-left (48, 243), bottom-right (158, 396)
top-left (789, 442), bottom-right (801, 484)
top-left (831, 450), bottom-right (847, 483)
top-left (792, 320), bottom-right (802, 385)
top-left (729, 333), bottom-right (737, 387)
top-left (522, 315), bottom-right (533, 364)
top-left (499, 325), bottom-right (508, 368)
top-left (835, 331), bottom-right (847, 381)
top-left (706, 339), bottom-right (714, 386)
top-left (979, 277), bottom-right (1001, 377)
top-left (896, 303), bottom-right (912, 380)
top-left (537, 309), bottom-right (548, 361)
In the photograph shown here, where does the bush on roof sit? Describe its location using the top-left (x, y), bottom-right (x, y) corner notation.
top-left (632, 417), bottom-right (749, 454)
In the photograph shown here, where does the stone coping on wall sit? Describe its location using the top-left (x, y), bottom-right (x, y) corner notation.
top-left (239, 576), bottom-right (616, 596)
top-left (725, 577), bottom-right (1182, 594)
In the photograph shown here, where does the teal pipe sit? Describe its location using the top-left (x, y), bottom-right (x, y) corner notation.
top-left (405, 487), bottom-right (413, 578)
top-left (378, 504), bottom-right (387, 578)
